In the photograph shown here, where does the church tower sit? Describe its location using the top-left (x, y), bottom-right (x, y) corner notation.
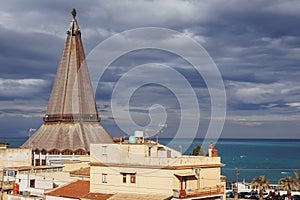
top-left (21, 9), bottom-right (113, 163)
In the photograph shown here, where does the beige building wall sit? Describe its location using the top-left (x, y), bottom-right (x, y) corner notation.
top-left (90, 165), bottom-right (223, 197)
top-left (91, 166), bottom-right (175, 196)
top-left (90, 142), bottom-right (225, 198)
top-left (199, 167), bottom-right (221, 188)
top-left (0, 148), bottom-right (31, 168)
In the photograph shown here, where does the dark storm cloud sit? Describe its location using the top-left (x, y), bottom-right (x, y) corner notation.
top-left (0, 26), bottom-right (62, 79)
top-left (0, 0), bottom-right (299, 138)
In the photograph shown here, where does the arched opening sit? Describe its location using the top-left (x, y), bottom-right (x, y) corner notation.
top-left (74, 149), bottom-right (86, 155)
top-left (41, 149), bottom-right (47, 155)
top-left (49, 149), bottom-right (60, 155)
top-left (62, 149), bottom-right (73, 155)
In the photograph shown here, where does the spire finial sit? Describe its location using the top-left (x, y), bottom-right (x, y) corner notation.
top-left (71, 8), bottom-right (76, 19)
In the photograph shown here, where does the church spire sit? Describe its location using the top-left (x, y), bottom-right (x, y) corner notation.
top-left (21, 9), bottom-right (113, 155)
top-left (44, 8), bottom-right (98, 123)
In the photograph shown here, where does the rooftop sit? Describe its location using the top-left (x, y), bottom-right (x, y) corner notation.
top-left (90, 142), bottom-right (223, 169)
top-left (70, 166), bottom-right (90, 177)
top-left (5, 165), bottom-right (63, 171)
top-left (45, 180), bottom-right (90, 199)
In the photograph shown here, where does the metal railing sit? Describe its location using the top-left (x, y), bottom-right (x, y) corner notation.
top-left (173, 185), bottom-right (224, 199)
top-left (43, 114), bottom-right (99, 122)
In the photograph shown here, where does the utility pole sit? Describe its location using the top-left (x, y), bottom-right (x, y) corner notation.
top-left (234, 168), bottom-right (240, 199)
top-left (1, 168), bottom-right (6, 200)
top-left (28, 128), bottom-right (36, 166)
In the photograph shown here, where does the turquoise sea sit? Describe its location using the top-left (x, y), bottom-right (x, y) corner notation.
top-left (159, 138), bottom-right (300, 184)
top-left (3, 137), bottom-right (300, 184)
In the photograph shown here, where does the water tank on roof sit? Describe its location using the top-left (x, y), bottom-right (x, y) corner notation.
top-left (13, 183), bottom-right (19, 195)
top-left (134, 130), bottom-right (144, 137)
top-left (129, 136), bottom-right (136, 143)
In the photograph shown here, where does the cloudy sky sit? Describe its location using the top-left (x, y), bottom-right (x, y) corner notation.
top-left (0, 0), bottom-right (300, 140)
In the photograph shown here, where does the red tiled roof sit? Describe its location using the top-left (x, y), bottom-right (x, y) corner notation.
top-left (45, 180), bottom-right (90, 199)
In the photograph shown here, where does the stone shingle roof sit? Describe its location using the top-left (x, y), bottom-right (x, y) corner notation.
top-left (22, 122), bottom-right (112, 152)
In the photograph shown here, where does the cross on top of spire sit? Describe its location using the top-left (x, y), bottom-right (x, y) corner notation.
top-left (67, 8), bottom-right (80, 36)
top-left (71, 8), bottom-right (76, 19)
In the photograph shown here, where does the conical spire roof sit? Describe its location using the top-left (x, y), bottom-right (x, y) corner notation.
top-left (21, 9), bottom-right (113, 154)
top-left (45, 8), bottom-right (98, 123)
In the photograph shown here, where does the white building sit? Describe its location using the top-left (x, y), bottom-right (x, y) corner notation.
top-left (4, 165), bottom-right (87, 200)
top-left (0, 147), bottom-right (31, 168)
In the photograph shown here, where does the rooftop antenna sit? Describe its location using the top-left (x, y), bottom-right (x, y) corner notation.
top-left (28, 128), bottom-right (36, 150)
top-left (155, 122), bottom-right (167, 143)
top-left (144, 128), bottom-right (154, 141)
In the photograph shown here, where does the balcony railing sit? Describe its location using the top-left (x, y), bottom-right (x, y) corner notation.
top-left (43, 114), bottom-right (99, 122)
top-left (0, 181), bottom-right (15, 190)
top-left (173, 185), bottom-right (224, 199)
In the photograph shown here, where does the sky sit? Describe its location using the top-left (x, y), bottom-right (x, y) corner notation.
top-left (0, 0), bottom-right (300, 140)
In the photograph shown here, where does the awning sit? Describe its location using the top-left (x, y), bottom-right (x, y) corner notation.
top-left (120, 172), bottom-right (136, 174)
top-left (174, 172), bottom-right (197, 178)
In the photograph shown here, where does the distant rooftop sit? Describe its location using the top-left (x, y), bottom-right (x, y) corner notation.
top-left (6, 165), bottom-right (63, 171)
top-left (45, 180), bottom-right (90, 199)
top-left (70, 166), bottom-right (90, 177)
top-left (45, 180), bottom-right (115, 200)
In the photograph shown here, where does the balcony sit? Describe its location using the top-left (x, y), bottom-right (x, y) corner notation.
top-left (0, 181), bottom-right (15, 190)
top-left (173, 185), bottom-right (224, 199)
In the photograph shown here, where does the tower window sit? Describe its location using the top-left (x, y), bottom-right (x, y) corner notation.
top-left (102, 146), bottom-right (107, 156)
top-left (102, 174), bottom-right (107, 183)
top-left (122, 173), bottom-right (126, 183)
top-left (130, 174), bottom-right (136, 184)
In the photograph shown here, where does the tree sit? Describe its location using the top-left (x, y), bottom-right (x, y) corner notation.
top-left (278, 176), bottom-right (299, 200)
top-left (251, 176), bottom-right (270, 200)
top-left (189, 144), bottom-right (205, 156)
top-left (294, 170), bottom-right (300, 181)
top-left (0, 141), bottom-right (9, 146)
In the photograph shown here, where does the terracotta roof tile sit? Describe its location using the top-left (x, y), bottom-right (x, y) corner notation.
top-left (45, 180), bottom-right (89, 199)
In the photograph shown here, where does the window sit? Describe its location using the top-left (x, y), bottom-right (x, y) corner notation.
top-left (102, 146), bottom-right (107, 156)
top-left (130, 174), bottom-right (136, 184)
top-left (30, 179), bottom-right (35, 188)
top-left (7, 170), bottom-right (16, 177)
top-left (122, 173), bottom-right (126, 183)
top-left (102, 174), bottom-right (107, 183)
